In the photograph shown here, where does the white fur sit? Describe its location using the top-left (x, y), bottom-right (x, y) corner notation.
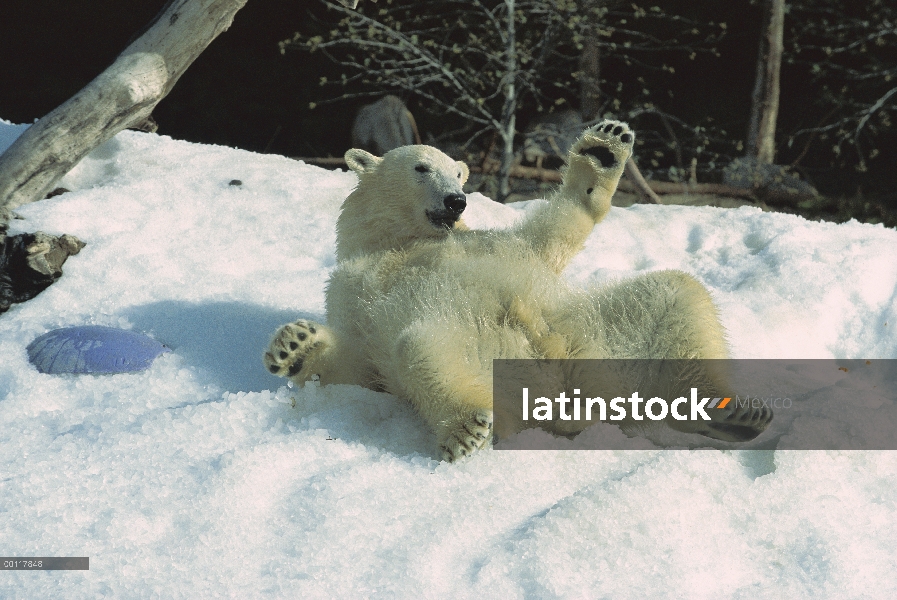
top-left (266, 123), bottom-right (772, 461)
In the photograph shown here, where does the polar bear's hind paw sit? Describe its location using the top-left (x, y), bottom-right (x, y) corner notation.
top-left (708, 400), bottom-right (774, 442)
top-left (440, 409), bottom-right (493, 462)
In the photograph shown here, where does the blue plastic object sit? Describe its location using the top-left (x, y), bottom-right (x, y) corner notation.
top-left (27, 326), bottom-right (170, 374)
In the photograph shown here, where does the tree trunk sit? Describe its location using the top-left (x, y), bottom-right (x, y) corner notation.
top-left (575, 29), bottom-right (656, 203)
top-left (0, 0), bottom-right (250, 225)
top-left (578, 35), bottom-right (601, 121)
top-left (496, 0), bottom-right (517, 203)
top-left (746, 0), bottom-right (784, 164)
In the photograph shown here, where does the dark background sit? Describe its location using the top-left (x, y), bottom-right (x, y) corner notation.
top-left (0, 0), bottom-right (893, 211)
top-left (0, 0), bottom-right (345, 158)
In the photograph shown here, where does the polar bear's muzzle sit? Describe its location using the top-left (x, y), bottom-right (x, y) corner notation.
top-left (426, 193), bottom-right (467, 229)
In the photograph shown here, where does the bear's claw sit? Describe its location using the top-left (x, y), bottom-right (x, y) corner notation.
top-left (440, 409), bottom-right (493, 462)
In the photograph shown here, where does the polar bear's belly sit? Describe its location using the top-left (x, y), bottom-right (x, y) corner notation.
top-left (359, 249), bottom-right (570, 335)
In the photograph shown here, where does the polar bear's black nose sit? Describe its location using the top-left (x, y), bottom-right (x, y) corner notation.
top-left (444, 194), bottom-right (467, 216)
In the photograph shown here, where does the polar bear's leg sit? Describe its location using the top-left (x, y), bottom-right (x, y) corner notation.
top-left (385, 321), bottom-right (494, 462)
top-left (264, 319), bottom-right (367, 386)
top-left (516, 120), bottom-right (634, 272)
top-left (583, 270), bottom-right (773, 441)
top-left (590, 270), bottom-right (729, 360)
top-left (437, 408), bottom-right (493, 463)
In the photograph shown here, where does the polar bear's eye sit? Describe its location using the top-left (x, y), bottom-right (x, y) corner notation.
top-left (415, 165), bottom-right (429, 173)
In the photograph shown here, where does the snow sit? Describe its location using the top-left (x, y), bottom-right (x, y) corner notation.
top-left (1, 118), bottom-right (896, 598)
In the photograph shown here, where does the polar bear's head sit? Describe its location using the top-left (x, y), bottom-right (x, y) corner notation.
top-left (337, 145), bottom-right (470, 261)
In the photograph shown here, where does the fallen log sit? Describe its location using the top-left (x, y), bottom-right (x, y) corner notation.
top-left (617, 179), bottom-right (757, 199)
top-left (0, 0), bottom-right (370, 316)
top-left (470, 161), bottom-right (760, 200)
top-left (295, 157), bottom-right (350, 166)
top-left (0, 0), bottom-right (255, 316)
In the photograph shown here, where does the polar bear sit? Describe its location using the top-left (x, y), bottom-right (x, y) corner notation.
top-left (265, 121), bottom-right (773, 461)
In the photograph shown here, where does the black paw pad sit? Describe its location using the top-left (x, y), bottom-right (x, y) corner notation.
top-left (279, 351), bottom-right (288, 359)
top-left (298, 332), bottom-right (307, 341)
top-left (289, 342), bottom-right (298, 350)
top-left (621, 133), bottom-right (632, 144)
top-left (288, 360), bottom-right (304, 377)
top-left (581, 145), bottom-right (617, 168)
top-left (603, 123), bottom-right (615, 133)
top-left (268, 364), bottom-right (279, 374)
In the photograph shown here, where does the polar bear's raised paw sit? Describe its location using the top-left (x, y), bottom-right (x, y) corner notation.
top-left (563, 120), bottom-right (634, 219)
top-left (440, 409), bottom-right (493, 462)
top-left (264, 319), bottom-right (327, 379)
top-left (575, 120), bottom-right (634, 169)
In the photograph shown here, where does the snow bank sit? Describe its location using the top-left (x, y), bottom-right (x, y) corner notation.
top-left (1, 119), bottom-right (896, 598)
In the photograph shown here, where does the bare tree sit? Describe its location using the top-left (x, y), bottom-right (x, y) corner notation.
top-left (578, 34), bottom-right (602, 122)
top-left (788, 0), bottom-right (897, 172)
top-left (496, 0), bottom-right (519, 201)
top-left (287, 0), bottom-right (723, 202)
top-left (288, 0), bottom-right (544, 201)
top-left (747, 0), bottom-right (785, 164)
top-left (724, 0), bottom-right (821, 203)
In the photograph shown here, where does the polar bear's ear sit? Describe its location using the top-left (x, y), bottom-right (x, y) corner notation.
top-left (456, 160), bottom-right (470, 185)
top-left (345, 149), bottom-right (382, 174)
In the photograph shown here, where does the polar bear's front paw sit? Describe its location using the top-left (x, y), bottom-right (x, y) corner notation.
top-left (440, 409), bottom-right (493, 462)
top-left (264, 319), bottom-right (327, 379)
top-left (565, 120), bottom-right (635, 219)
top-left (574, 120), bottom-right (634, 171)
